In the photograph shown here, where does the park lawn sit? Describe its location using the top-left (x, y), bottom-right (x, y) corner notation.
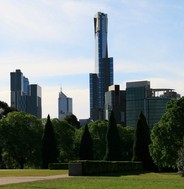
top-left (0, 169), bottom-right (68, 177)
top-left (0, 172), bottom-right (184, 189)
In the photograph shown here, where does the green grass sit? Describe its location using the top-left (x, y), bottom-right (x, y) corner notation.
top-left (0, 169), bottom-right (67, 177)
top-left (0, 172), bottom-right (184, 189)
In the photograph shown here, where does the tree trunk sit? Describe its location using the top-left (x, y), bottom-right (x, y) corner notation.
top-left (18, 157), bottom-right (24, 169)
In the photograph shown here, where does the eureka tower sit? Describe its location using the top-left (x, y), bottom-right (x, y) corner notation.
top-left (89, 12), bottom-right (113, 120)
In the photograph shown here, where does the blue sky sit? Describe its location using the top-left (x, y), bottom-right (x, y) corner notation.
top-left (0, 0), bottom-right (184, 119)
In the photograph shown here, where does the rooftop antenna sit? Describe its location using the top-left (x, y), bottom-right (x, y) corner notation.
top-left (60, 84), bottom-right (62, 92)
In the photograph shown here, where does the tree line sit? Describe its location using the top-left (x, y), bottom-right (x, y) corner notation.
top-left (1, 97), bottom-right (184, 173)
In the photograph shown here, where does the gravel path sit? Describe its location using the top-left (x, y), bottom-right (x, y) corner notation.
top-left (0, 174), bottom-right (70, 186)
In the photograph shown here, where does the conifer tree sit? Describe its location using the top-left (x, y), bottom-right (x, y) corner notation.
top-left (42, 115), bottom-right (58, 168)
top-left (104, 110), bottom-right (121, 161)
top-left (132, 112), bottom-right (155, 170)
top-left (79, 124), bottom-right (93, 160)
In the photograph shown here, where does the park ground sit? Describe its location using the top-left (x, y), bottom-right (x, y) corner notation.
top-left (0, 169), bottom-right (184, 189)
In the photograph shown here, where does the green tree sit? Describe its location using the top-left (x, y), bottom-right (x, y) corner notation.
top-left (104, 111), bottom-right (121, 161)
top-left (42, 115), bottom-right (58, 169)
top-left (177, 138), bottom-right (184, 176)
top-left (74, 120), bottom-right (146, 162)
top-left (52, 119), bottom-right (76, 162)
top-left (132, 112), bottom-right (155, 170)
top-left (0, 112), bottom-right (42, 168)
top-left (0, 101), bottom-right (17, 119)
top-left (88, 120), bottom-right (108, 160)
top-left (118, 125), bottom-right (134, 161)
top-left (64, 114), bottom-right (80, 129)
top-left (79, 124), bottom-right (93, 160)
top-left (73, 128), bottom-right (83, 160)
top-left (150, 97), bottom-right (184, 169)
top-left (88, 121), bottom-right (134, 161)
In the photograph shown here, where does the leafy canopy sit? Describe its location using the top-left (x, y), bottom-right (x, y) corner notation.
top-left (0, 111), bottom-right (42, 168)
top-left (150, 97), bottom-right (184, 169)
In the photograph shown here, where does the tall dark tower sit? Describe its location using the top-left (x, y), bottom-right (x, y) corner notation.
top-left (10, 69), bottom-right (28, 112)
top-left (89, 12), bottom-right (113, 120)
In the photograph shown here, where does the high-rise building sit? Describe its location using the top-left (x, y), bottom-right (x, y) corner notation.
top-left (10, 69), bottom-right (27, 111)
top-left (10, 69), bottom-right (42, 118)
top-left (58, 88), bottom-right (72, 120)
top-left (146, 89), bottom-right (180, 128)
top-left (126, 81), bottom-right (150, 127)
top-left (89, 12), bottom-right (113, 120)
top-left (105, 85), bottom-right (126, 125)
top-left (26, 84), bottom-right (42, 118)
top-left (126, 80), bottom-right (180, 128)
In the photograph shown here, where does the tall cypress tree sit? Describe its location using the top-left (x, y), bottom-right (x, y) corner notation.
top-left (42, 115), bottom-right (58, 169)
top-left (132, 112), bottom-right (155, 170)
top-left (79, 124), bottom-right (93, 160)
top-left (104, 110), bottom-right (121, 161)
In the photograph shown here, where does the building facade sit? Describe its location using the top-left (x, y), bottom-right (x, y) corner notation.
top-left (126, 81), bottom-right (150, 127)
top-left (105, 85), bottom-right (126, 125)
top-left (58, 88), bottom-right (72, 120)
top-left (146, 89), bottom-right (180, 128)
top-left (126, 80), bottom-right (180, 128)
top-left (26, 84), bottom-right (42, 118)
top-left (10, 69), bottom-right (42, 118)
top-left (89, 12), bottom-right (113, 121)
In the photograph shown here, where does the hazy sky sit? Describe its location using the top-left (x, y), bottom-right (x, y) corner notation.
top-left (0, 0), bottom-right (184, 119)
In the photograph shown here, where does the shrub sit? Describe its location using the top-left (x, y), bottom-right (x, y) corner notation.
top-left (69, 160), bottom-right (142, 176)
top-left (49, 163), bottom-right (68, 170)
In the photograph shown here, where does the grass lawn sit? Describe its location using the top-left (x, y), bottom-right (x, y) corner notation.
top-left (0, 172), bottom-right (184, 189)
top-left (0, 169), bottom-right (67, 177)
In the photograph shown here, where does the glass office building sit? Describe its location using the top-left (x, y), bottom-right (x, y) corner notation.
top-left (146, 89), bottom-right (180, 128)
top-left (58, 88), bottom-right (72, 120)
top-left (10, 69), bottom-right (28, 112)
top-left (126, 81), bottom-right (150, 127)
top-left (27, 84), bottom-right (42, 119)
top-left (10, 69), bottom-right (42, 118)
top-left (126, 81), bottom-right (180, 128)
top-left (89, 12), bottom-right (113, 120)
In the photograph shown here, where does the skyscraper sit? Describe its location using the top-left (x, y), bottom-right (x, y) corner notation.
top-left (10, 69), bottom-right (28, 112)
top-left (89, 12), bottom-right (113, 120)
top-left (26, 84), bottom-right (42, 118)
top-left (10, 69), bottom-right (42, 118)
top-left (105, 85), bottom-right (126, 125)
top-left (126, 80), bottom-right (180, 128)
top-left (126, 81), bottom-right (150, 127)
top-left (58, 88), bottom-right (72, 120)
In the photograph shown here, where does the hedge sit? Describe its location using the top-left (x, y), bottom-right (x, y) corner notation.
top-left (69, 160), bottom-right (142, 176)
top-left (49, 163), bottom-right (68, 170)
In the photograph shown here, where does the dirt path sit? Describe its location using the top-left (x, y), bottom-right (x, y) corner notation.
top-left (0, 174), bottom-right (70, 186)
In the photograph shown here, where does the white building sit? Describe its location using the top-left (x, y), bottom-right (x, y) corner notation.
top-left (58, 88), bottom-right (72, 120)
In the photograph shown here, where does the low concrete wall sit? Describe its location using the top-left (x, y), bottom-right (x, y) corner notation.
top-left (68, 163), bottom-right (83, 176)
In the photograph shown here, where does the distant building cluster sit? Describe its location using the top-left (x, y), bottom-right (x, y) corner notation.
top-left (89, 12), bottom-right (180, 127)
top-left (9, 12), bottom-right (181, 127)
top-left (10, 69), bottom-right (42, 118)
top-left (104, 81), bottom-right (180, 128)
top-left (10, 70), bottom-right (73, 120)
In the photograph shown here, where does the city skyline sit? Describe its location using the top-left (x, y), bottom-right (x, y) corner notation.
top-left (0, 1), bottom-right (184, 119)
